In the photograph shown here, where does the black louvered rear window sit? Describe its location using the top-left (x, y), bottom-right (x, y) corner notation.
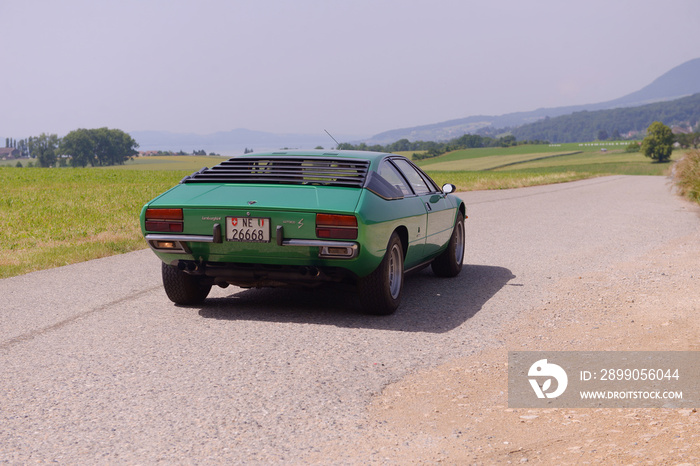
top-left (181, 156), bottom-right (370, 188)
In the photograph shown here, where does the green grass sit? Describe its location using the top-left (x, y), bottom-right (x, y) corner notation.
top-left (420, 151), bottom-right (582, 171)
top-left (413, 143), bottom-right (675, 189)
top-left (414, 142), bottom-right (632, 166)
top-left (426, 170), bottom-right (594, 191)
top-left (492, 151), bottom-right (677, 174)
top-left (0, 167), bottom-right (189, 278)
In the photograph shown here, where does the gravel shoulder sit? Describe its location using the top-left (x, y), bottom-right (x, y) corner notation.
top-left (311, 195), bottom-right (700, 464)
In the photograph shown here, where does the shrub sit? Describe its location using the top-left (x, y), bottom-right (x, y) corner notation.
top-left (674, 150), bottom-right (700, 203)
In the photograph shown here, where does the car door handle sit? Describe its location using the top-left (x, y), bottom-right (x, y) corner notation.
top-left (425, 202), bottom-right (432, 211)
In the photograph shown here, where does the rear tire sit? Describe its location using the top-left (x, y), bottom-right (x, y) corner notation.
top-left (161, 262), bottom-right (212, 305)
top-left (432, 212), bottom-right (465, 278)
top-left (358, 232), bottom-right (404, 315)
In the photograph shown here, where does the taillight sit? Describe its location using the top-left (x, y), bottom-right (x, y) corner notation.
top-left (145, 208), bottom-right (184, 232)
top-left (316, 213), bottom-right (358, 239)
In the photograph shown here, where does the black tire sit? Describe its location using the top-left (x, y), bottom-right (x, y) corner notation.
top-left (161, 262), bottom-right (212, 305)
top-left (431, 212), bottom-right (465, 278)
top-left (358, 232), bottom-right (404, 315)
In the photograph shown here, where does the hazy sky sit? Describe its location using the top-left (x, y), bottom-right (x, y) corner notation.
top-left (2, 0), bottom-right (699, 140)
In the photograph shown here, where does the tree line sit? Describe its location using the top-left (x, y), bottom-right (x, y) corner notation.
top-left (148, 149), bottom-right (219, 156)
top-left (338, 134), bottom-right (547, 160)
top-left (4, 128), bottom-right (138, 168)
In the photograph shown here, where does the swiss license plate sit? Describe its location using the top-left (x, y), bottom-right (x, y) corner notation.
top-left (226, 217), bottom-right (270, 242)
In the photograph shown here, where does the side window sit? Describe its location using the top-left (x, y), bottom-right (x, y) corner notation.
top-left (393, 159), bottom-right (433, 195)
top-left (420, 171), bottom-right (440, 193)
top-left (378, 160), bottom-right (413, 196)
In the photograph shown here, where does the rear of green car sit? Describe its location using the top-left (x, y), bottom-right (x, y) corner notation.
top-left (140, 151), bottom-right (464, 314)
top-left (141, 182), bottom-right (389, 279)
top-left (139, 154), bottom-right (403, 288)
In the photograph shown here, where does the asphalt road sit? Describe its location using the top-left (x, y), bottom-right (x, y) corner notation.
top-left (1, 175), bottom-right (698, 463)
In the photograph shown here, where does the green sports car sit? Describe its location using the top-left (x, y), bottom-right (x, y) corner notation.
top-left (140, 150), bottom-right (466, 315)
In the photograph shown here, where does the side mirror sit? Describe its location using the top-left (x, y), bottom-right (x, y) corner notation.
top-left (442, 183), bottom-right (456, 194)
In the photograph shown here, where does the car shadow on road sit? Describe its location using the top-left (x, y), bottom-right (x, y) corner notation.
top-left (195, 264), bottom-right (515, 333)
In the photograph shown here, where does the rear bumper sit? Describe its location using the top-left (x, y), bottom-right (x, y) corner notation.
top-left (145, 233), bottom-right (359, 260)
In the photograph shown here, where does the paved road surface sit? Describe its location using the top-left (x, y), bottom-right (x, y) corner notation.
top-left (1, 176), bottom-right (698, 463)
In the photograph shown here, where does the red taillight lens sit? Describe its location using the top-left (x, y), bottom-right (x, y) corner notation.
top-left (316, 214), bottom-right (358, 239)
top-left (146, 208), bottom-right (183, 221)
top-left (145, 208), bottom-right (184, 232)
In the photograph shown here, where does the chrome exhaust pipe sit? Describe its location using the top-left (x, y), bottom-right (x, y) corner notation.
top-left (177, 260), bottom-right (199, 272)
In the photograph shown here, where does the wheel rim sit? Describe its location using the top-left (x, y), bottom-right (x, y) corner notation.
top-left (387, 243), bottom-right (403, 299)
top-left (454, 221), bottom-right (465, 264)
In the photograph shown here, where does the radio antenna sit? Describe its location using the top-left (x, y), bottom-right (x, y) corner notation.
top-left (324, 129), bottom-right (340, 148)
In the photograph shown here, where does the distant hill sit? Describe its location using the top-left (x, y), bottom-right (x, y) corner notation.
top-left (511, 92), bottom-right (700, 143)
top-left (364, 57), bottom-right (700, 144)
top-left (602, 58), bottom-right (700, 107)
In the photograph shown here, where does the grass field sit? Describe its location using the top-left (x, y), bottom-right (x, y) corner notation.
top-left (426, 170), bottom-right (592, 191)
top-left (420, 151), bottom-right (582, 171)
top-left (0, 146), bottom-right (686, 279)
top-left (414, 143), bottom-right (676, 182)
top-left (415, 142), bottom-right (629, 165)
top-left (0, 167), bottom-right (189, 278)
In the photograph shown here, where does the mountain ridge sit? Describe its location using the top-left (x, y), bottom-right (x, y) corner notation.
top-left (363, 57), bottom-right (700, 144)
top-left (510, 92), bottom-right (700, 143)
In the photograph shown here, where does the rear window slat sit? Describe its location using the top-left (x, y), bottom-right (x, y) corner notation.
top-left (182, 157), bottom-right (370, 188)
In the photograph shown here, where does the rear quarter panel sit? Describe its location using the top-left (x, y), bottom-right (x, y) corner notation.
top-left (355, 189), bottom-right (430, 272)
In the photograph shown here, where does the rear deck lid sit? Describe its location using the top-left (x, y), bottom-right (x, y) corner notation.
top-left (149, 182), bottom-right (362, 213)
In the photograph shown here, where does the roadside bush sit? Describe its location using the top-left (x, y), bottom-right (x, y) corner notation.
top-left (674, 150), bottom-right (700, 204)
